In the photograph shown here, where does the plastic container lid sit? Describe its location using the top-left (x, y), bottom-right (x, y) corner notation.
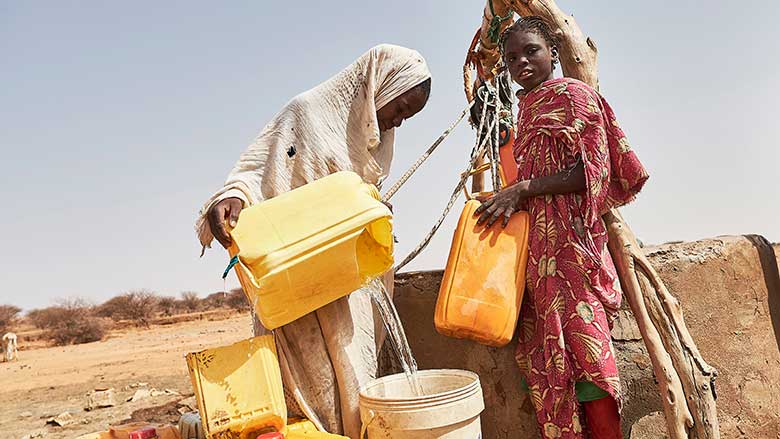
top-left (129, 427), bottom-right (157, 439)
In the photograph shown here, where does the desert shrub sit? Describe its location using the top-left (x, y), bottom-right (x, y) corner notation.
top-left (34, 299), bottom-right (106, 346)
top-left (26, 307), bottom-right (61, 329)
top-left (203, 292), bottom-right (228, 310)
top-left (225, 288), bottom-right (250, 312)
top-left (179, 291), bottom-right (201, 313)
top-left (157, 296), bottom-right (178, 317)
top-left (0, 304), bottom-right (21, 333)
top-left (95, 290), bottom-right (158, 326)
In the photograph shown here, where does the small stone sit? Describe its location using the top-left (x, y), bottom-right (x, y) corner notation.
top-left (129, 388), bottom-right (153, 402)
top-left (19, 411), bottom-right (33, 418)
top-left (21, 430), bottom-right (47, 439)
top-left (46, 411), bottom-right (76, 427)
top-left (178, 396), bottom-right (198, 411)
top-left (85, 388), bottom-right (116, 411)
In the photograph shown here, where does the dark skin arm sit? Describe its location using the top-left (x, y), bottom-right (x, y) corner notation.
top-left (475, 159), bottom-right (586, 227)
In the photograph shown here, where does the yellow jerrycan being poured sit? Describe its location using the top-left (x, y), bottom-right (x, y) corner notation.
top-left (226, 171), bottom-right (394, 329)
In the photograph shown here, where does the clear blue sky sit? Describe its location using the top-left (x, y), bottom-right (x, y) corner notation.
top-left (2, 1), bottom-right (778, 310)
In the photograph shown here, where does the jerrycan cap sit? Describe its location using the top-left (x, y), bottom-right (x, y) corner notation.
top-left (128, 426), bottom-right (157, 439)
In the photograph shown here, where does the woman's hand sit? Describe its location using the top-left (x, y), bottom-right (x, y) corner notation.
top-left (474, 182), bottom-right (529, 228)
top-left (207, 197), bottom-right (244, 248)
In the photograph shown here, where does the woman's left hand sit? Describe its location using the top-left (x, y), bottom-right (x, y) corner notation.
top-left (474, 182), bottom-right (528, 228)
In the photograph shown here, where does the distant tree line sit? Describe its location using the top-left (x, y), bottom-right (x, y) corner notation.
top-left (2, 288), bottom-right (249, 346)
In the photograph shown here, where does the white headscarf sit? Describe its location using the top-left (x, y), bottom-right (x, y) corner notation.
top-left (195, 44), bottom-right (431, 250)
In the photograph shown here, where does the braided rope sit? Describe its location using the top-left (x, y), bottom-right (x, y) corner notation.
top-left (490, 82), bottom-right (503, 192)
top-left (394, 111), bottom-right (497, 272)
top-left (388, 78), bottom-right (512, 272)
top-left (381, 101), bottom-right (474, 202)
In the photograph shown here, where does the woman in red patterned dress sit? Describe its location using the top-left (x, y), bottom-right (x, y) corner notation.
top-left (475, 17), bottom-right (649, 439)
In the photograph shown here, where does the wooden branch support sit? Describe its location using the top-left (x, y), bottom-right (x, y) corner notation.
top-left (477, 0), bottom-right (514, 80)
top-left (605, 210), bottom-right (719, 439)
top-left (474, 1), bottom-right (720, 437)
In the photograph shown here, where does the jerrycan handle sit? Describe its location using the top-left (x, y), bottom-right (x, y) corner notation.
top-left (365, 183), bottom-right (381, 201)
top-left (462, 162), bottom-right (496, 201)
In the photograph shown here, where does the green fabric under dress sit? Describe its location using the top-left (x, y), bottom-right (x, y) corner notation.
top-left (520, 378), bottom-right (610, 402)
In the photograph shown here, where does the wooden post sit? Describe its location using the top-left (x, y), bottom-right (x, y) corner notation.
top-left (475, 1), bottom-right (720, 437)
top-left (605, 211), bottom-right (719, 439)
top-left (477, 0), bottom-right (514, 80)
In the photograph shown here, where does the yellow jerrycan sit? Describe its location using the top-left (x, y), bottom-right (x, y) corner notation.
top-left (284, 419), bottom-right (349, 438)
top-left (434, 166), bottom-right (530, 347)
top-left (226, 171), bottom-right (394, 329)
top-left (186, 335), bottom-right (286, 439)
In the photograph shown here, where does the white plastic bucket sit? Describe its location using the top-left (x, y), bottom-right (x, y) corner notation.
top-left (359, 369), bottom-right (484, 438)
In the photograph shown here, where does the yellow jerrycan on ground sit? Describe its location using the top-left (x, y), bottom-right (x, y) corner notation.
top-left (435, 164), bottom-right (530, 347)
top-left (226, 171), bottom-right (394, 330)
top-left (186, 335), bottom-right (286, 439)
top-left (284, 419), bottom-right (349, 438)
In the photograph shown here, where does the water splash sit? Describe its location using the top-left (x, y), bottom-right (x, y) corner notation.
top-left (365, 277), bottom-right (424, 396)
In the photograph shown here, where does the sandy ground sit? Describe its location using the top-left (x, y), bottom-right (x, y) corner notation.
top-left (0, 313), bottom-right (252, 439)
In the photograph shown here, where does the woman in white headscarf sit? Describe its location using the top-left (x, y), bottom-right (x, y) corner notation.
top-left (195, 44), bottom-right (431, 438)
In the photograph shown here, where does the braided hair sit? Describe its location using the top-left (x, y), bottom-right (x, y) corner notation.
top-left (499, 16), bottom-right (559, 66)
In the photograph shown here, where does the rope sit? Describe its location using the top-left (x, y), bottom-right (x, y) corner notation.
top-left (382, 101), bottom-right (473, 202)
top-left (487, 0), bottom-right (513, 44)
top-left (394, 100), bottom-right (497, 272)
top-left (490, 82), bottom-right (503, 192)
top-left (387, 79), bottom-right (512, 272)
top-left (222, 255), bottom-right (239, 279)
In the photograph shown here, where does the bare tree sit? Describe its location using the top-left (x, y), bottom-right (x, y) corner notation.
top-left (32, 299), bottom-right (106, 346)
top-left (0, 305), bottom-right (21, 333)
top-left (96, 290), bottom-right (159, 326)
top-left (179, 291), bottom-right (201, 313)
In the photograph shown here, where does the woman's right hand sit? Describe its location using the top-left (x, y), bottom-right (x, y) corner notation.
top-left (207, 197), bottom-right (244, 249)
top-left (474, 182), bottom-right (529, 228)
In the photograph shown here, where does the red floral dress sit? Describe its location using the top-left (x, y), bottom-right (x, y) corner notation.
top-left (512, 78), bottom-right (648, 438)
